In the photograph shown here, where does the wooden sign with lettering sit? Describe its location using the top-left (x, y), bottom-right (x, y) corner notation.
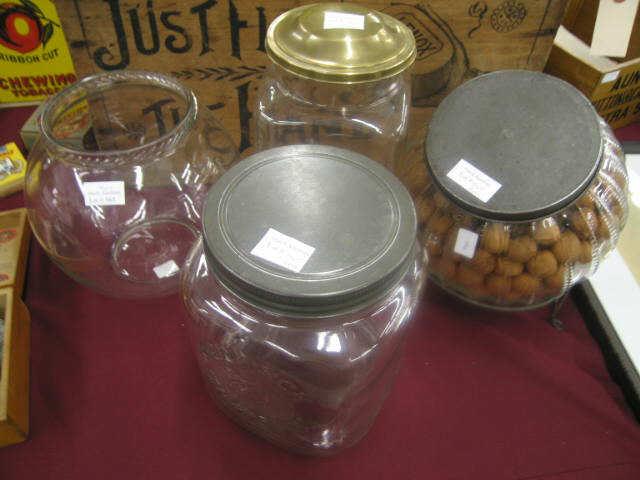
top-left (57, 1), bottom-right (567, 150)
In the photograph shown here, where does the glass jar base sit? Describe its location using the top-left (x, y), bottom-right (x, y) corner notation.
top-left (428, 273), bottom-right (567, 312)
top-left (210, 390), bottom-right (369, 456)
top-left (111, 219), bottom-right (197, 286)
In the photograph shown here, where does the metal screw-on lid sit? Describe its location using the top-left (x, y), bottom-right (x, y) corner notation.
top-left (266, 3), bottom-right (416, 84)
top-left (202, 145), bottom-right (417, 314)
top-left (426, 71), bottom-right (603, 221)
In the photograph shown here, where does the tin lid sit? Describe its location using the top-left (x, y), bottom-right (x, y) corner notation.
top-left (266, 3), bottom-right (416, 84)
top-left (426, 71), bottom-right (603, 221)
top-left (202, 145), bottom-right (417, 314)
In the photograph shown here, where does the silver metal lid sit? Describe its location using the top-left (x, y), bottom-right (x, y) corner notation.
top-left (202, 145), bottom-right (417, 314)
top-left (426, 70), bottom-right (603, 221)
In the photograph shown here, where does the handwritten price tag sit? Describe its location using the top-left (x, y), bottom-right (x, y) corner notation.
top-left (251, 228), bottom-right (315, 273)
top-left (447, 159), bottom-right (502, 203)
top-left (82, 181), bottom-right (126, 206)
top-left (323, 11), bottom-right (365, 30)
top-left (454, 228), bottom-right (479, 259)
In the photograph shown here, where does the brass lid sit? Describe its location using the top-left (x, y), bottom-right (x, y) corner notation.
top-left (266, 3), bottom-right (416, 84)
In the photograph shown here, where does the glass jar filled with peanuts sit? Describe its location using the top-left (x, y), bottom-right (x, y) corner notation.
top-left (419, 71), bottom-right (628, 310)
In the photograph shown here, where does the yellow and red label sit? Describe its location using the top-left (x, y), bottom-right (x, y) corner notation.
top-left (0, 0), bottom-right (76, 105)
top-left (0, 142), bottom-right (26, 197)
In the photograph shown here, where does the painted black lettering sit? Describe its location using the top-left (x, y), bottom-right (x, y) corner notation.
top-left (128, 0), bottom-right (160, 55)
top-left (161, 11), bottom-right (192, 53)
top-left (170, 107), bottom-right (182, 127)
top-left (604, 106), bottom-right (629, 122)
top-left (93, 0), bottom-right (130, 70)
top-left (190, 0), bottom-right (217, 56)
top-left (236, 81), bottom-right (252, 151)
top-left (142, 98), bottom-right (174, 136)
top-left (256, 6), bottom-right (267, 52)
top-left (229, 0), bottom-right (248, 60)
top-left (611, 70), bottom-right (640, 92)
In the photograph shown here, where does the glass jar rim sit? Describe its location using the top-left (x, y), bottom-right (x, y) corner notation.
top-left (269, 63), bottom-right (407, 110)
top-left (39, 70), bottom-right (198, 166)
top-left (207, 244), bottom-right (418, 318)
top-left (201, 144), bottom-right (419, 316)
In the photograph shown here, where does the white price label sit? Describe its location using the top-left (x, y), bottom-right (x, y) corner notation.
top-left (323, 11), bottom-right (365, 30)
top-left (153, 259), bottom-right (180, 279)
top-left (453, 228), bottom-right (479, 259)
top-left (251, 228), bottom-right (315, 273)
top-left (447, 159), bottom-right (502, 203)
top-left (601, 70), bottom-right (620, 84)
top-left (82, 181), bottom-right (125, 206)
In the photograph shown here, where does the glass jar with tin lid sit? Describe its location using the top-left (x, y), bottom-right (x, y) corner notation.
top-left (181, 145), bottom-right (424, 455)
top-left (255, 3), bottom-right (416, 171)
top-left (419, 70), bottom-right (628, 311)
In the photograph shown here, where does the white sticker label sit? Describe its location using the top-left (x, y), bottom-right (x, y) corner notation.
top-left (323, 11), bottom-right (365, 30)
top-left (250, 228), bottom-right (315, 273)
top-left (601, 70), bottom-right (620, 84)
top-left (454, 228), bottom-right (479, 259)
top-left (153, 259), bottom-right (179, 279)
top-left (446, 159), bottom-right (502, 203)
top-left (82, 181), bottom-right (125, 206)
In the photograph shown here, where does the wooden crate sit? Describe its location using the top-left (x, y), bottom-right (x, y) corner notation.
top-left (0, 287), bottom-right (30, 448)
top-left (57, 0), bottom-right (568, 191)
top-left (57, 1), bottom-right (568, 148)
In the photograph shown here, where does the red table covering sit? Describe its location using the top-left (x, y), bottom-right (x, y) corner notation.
top-left (1, 107), bottom-right (640, 480)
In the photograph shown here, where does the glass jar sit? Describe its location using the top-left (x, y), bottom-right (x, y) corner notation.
top-left (182, 145), bottom-right (424, 455)
top-left (256, 3), bottom-right (416, 172)
top-left (25, 71), bottom-right (237, 298)
top-left (419, 71), bottom-right (628, 310)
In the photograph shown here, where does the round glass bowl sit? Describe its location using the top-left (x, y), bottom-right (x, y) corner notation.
top-left (256, 3), bottom-right (416, 171)
top-left (418, 71), bottom-right (628, 310)
top-left (25, 70), bottom-right (237, 298)
top-left (182, 145), bottom-right (424, 455)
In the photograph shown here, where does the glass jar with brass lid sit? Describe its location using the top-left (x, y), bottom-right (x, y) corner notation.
top-left (255, 3), bottom-right (416, 171)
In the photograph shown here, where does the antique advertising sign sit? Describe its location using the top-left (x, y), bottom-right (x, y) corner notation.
top-left (0, 0), bottom-right (76, 105)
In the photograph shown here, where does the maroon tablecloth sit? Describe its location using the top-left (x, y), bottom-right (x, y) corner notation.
top-left (1, 106), bottom-right (640, 479)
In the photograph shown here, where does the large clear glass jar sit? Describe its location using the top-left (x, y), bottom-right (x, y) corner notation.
top-left (419, 71), bottom-right (628, 310)
top-left (25, 71), bottom-right (237, 298)
top-left (182, 145), bottom-right (424, 455)
top-left (256, 3), bottom-right (416, 171)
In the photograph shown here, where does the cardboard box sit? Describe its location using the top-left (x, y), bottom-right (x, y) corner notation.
top-left (545, 0), bottom-right (640, 129)
top-left (545, 27), bottom-right (640, 129)
top-left (19, 102), bottom-right (46, 152)
top-left (561, 0), bottom-right (640, 61)
top-left (0, 0), bottom-right (77, 106)
top-left (0, 143), bottom-right (27, 197)
top-left (0, 209), bottom-right (30, 295)
top-left (0, 208), bottom-right (31, 448)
